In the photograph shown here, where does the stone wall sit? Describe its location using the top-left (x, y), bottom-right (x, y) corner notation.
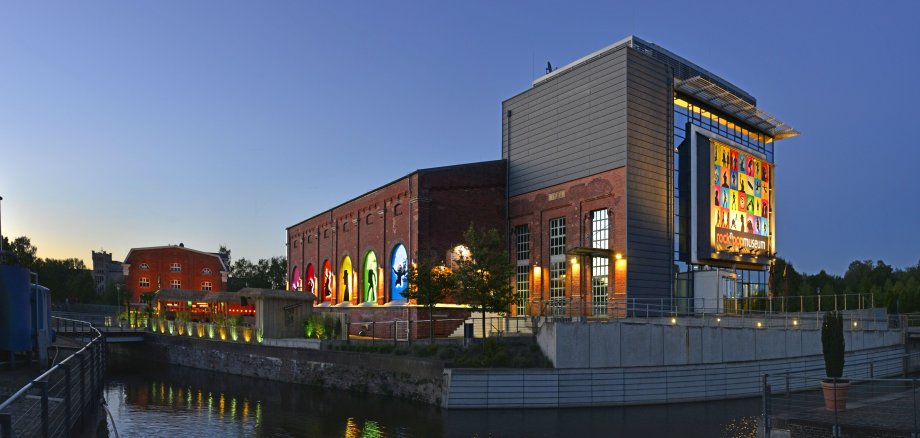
top-left (145, 334), bottom-right (445, 405)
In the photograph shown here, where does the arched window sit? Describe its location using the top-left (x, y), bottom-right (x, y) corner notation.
top-left (363, 251), bottom-right (378, 303)
top-left (390, 244), bottom-right (409, 300)
top-left (202, 268), bottom-right (212, 276)
top-left (291, 266), bottom-right (301, 291)
top-left (338, 256), bottom-right (353, 303)
top-left (139, 263), bottom-right (150, 270)
top-left (305, 263), bottom-right (315, 294)
top-left (321, 260), bottom-right (333, 301)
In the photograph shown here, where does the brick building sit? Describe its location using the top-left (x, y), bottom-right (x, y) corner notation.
top-left (123, 245), bottom-right (229, 303)
top-left (286, 161), bottom-right (506, 306)
top-left (287, 35), bottom-right (798, 320)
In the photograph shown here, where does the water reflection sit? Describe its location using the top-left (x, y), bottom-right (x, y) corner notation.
top-left (105, 361), bottom-right (759, 437)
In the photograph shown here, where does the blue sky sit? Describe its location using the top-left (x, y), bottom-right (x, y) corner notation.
top-left (1, 1), bottom-right (917, 275)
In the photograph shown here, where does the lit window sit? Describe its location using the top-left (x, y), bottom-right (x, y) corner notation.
top-left (202, 281), bottom-right (212, 292)
top-left (591, 209), bottom-right (610, 316)
top-left (170, 279), bottom-right (181, 289)
top-left (170, 263), bottom-right (181, 272)
top-left (549, 217), bottom-right (566, 315)
top-left (202, 268), bottom-right (212, 276)
top-left (515, 225), bottom-right (530, 316)
top-left (139, 277), bottom-right (150, 288)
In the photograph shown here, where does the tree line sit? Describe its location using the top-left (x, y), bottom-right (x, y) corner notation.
top-left (0, 236), bottom-right (286, 303)
top-left (770, 257), bottom-right (920, 314)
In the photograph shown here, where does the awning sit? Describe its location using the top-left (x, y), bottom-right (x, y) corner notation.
top-left (675, 76), bottom-right (800, 140)
top-left (566, 247), bottom-right (615, 258)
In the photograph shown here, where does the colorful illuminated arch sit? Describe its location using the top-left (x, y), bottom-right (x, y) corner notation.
top-left (321, 260), bottom-right (333, 302)
top-left (338, 256), bottom-right (353, 303)
top-left (390, 244), bottom-right (409, 300)
top-left (290, 266), bottom-right (301, 291)
top-left (305, 263), bottom-right (315, 295)
top-left (363, 251), bottom-right (378, 303)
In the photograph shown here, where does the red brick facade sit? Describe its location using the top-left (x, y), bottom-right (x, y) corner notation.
top-left (508, 167), bottom-right (626, 316)
top-left (286, 161), bottom-right (506, 305)
top-left (124, 246), bottom-right (229, 303)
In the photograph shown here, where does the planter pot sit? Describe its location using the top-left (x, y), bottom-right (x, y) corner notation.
top-left (821, 379), bottom-right (850, 411)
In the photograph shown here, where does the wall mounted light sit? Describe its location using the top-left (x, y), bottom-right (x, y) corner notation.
top-left (615, 253), bottom-right (623, 260)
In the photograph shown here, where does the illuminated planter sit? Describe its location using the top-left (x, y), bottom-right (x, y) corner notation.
top-left (186, 322), bottom-right (194, 336)
top-left (168, 320), bottom-right (176, 335)
top-left (242, 327), bottom-right (253, 343)
top-left (230, 326), bottom-right (239, 342)
top-left (159, 320), bottom-right (166, 334)
top-left (219, 325), bottom-right (227, 341)
top-left (196, 323), bottom-right (206, 338)
top-left (255, 328), bottom-right (264, 344)
top-left (177, 323), bottom-right (185, 336)
top-left (207, 323), bottom-right (215, 339)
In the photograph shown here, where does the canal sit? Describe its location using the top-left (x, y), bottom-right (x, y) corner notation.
top-left (103, 359), bottom-right (761, 437)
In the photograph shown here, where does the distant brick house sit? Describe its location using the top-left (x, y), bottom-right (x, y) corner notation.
top-left (123, 245), bottom-right (229, 303)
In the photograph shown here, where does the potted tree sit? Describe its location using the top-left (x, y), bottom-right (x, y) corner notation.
top-left (821, 310), bottom-right (849, 410)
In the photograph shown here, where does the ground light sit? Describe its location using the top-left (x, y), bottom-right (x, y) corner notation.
top-left (756, 322), bottom-right (763, 328)
top-left (671, 317), bottom-right (677, 325)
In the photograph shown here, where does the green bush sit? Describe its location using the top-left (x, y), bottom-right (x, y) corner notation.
top-left (303, 313), bottom-right (342, 340)
top-left (822, 311), bottom-right (846, 379)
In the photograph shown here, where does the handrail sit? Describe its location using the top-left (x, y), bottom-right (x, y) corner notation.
top-left (0, 316), bottom-right (107, 438)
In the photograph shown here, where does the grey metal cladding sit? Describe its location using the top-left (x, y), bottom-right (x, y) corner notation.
top-left (503, 46), bottom-right (629, 196)
top-left (625, 48), bottom-right (673, 300)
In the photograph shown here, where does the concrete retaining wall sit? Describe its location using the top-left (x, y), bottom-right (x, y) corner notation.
top-left (539, 318), bottom-right (904, 368)
top-left (145, 334), bottom-right (445, 405)
top-left (443, 345), bottom-right (908, 409)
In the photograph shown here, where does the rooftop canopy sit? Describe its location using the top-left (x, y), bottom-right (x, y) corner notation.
top-left (675, 76), bottom-right (800, 140)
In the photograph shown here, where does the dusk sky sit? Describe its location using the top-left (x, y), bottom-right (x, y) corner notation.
top-left (1, 1), bottom-right (917, 275)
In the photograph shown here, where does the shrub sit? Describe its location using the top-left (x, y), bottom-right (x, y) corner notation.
top-left (822, 311), bottom-right (846, 379)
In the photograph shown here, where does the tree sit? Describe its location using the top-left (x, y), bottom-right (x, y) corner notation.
top-left (407, 257), bottom-right (456, 342)
top-left (453, 224), bottom-right (515, 340)
top-left (228, 255), bottom-right (287, 291)
top-left (2, 236), bottom-right (38, 268)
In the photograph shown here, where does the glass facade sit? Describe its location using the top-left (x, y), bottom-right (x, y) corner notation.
top-left (674, 96), bottom-right (774, 302)
top-left (591, 209), bottom-right (609, 316)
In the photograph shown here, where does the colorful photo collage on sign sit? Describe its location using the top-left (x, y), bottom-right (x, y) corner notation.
top-left (712, 141), bottom-right (771, 237)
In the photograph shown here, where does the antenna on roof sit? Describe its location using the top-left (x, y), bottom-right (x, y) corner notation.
top-left (546, 62), bottom-right (553, 74)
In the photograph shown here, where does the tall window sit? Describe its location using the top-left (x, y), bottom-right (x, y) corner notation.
top-left (201, 281), bottom-right (212, 292)
top-left (170, 263), bottom-right (181, 272)
top-left (549, 217), bottom-right (566, 315)
top-left (170, 279), bottom-right (181, 289)
top-left (515, 225), bottom-right (530, 316)
top-left (139, 277), bottom-right (150, 288)
top-left (591, 209), bottom-right (610, 316)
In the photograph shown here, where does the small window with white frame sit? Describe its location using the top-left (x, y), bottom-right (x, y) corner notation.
top-left (202, 281), bottom-right (212, 292)
top-left (139, 277), bottom-right (150, 288)
top-left (170, 279), bottom-right (181, 289)
top-left (202, 268), bottom-right (212, 276)
top-left (170, 263), bottom-right (181, 272)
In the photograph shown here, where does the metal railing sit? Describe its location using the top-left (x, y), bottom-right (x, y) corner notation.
top-left (0, 317), bottom-right (107, 438)
top-left (529, 293), bottom-right (874, 320)
top-left (339, 316), bottom-right (536, 344)
top-left (763, 353), bottom-right (920, 437)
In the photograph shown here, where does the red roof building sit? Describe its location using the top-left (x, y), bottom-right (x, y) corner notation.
top-left (123, 245), bottom-right (229, 303)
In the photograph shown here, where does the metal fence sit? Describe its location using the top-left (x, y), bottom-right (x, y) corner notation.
top-left (763, 352), bottom-right (920, 437)
top-left (530, 293), bottom-right (874, 320)
top-left (0, 317), bottom-right (107, 438)
top-left (340, 316), bottom-right (536, 344)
